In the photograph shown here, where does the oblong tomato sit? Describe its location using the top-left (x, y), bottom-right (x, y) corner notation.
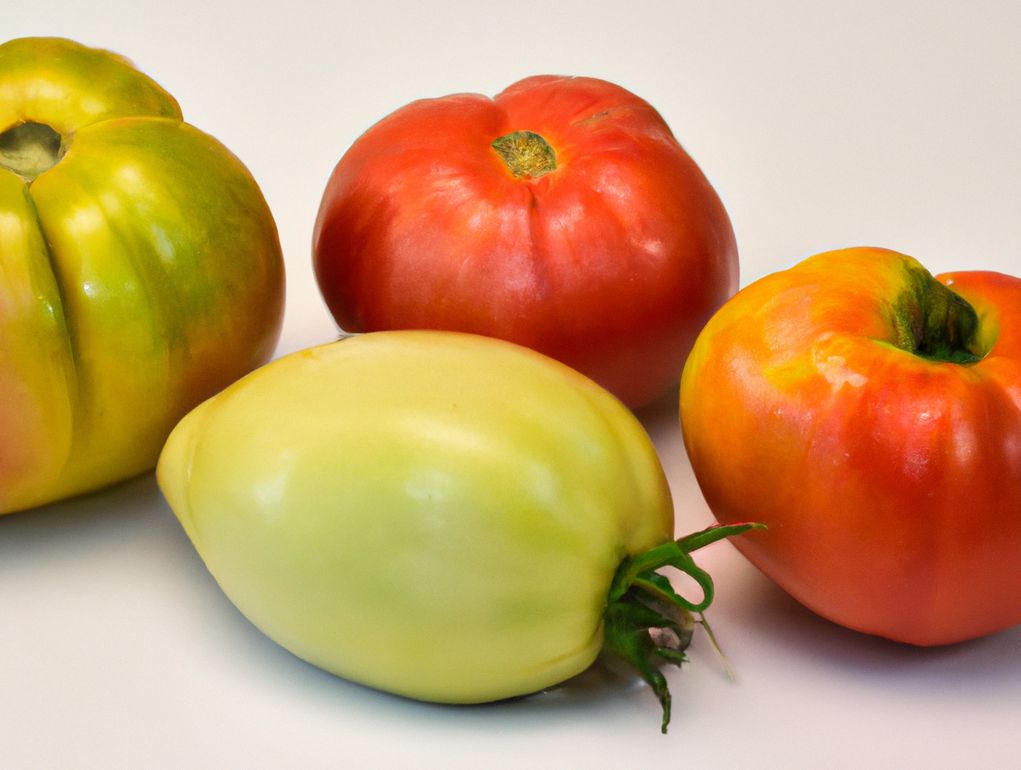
top-left (158, 330), bottom-right (751, 731)
top-left (0, 37), bottom-right (284, 514)
top-left (313, 75), bottom-right (738, 408)
top-left (680, 247), bottom-right (1021, 646)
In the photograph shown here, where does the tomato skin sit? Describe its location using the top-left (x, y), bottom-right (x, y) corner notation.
top-left (0, 38), bottom-right (284, 514)
top-left (157, 331), bottom-right (673, 703)
top-left (313, 75), bottom-right (737, 408)
top-left (680, 247), bottom-right (1021, 645)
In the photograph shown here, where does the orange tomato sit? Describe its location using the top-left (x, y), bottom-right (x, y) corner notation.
top-left (681, 247), bottom-right (1021, 645)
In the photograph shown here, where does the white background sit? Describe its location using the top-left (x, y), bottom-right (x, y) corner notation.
top-left (3, 1), bottom-right (1020, 768)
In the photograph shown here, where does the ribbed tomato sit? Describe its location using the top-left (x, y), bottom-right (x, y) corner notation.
top-left (681, 247), bottom-right (1021, 645)
top-left (0, 38), bottom-right (284, 514)
top-left (313, 75), bottom-right (737, 408)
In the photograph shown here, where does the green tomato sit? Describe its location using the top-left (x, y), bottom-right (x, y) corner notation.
top-left (158, 330), bottom-right (755, 731)
top-left (0, 37), bottom-right (284, 514)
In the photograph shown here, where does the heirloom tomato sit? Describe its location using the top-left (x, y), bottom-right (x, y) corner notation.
top-left (313, 75), bottom-right (738, 408)
top-left (0, 37), bottom-right (284, 514)
top-left (680, 247), bottom-right (1021, 646)
top-left (158, 330), bottom-right (753, 732)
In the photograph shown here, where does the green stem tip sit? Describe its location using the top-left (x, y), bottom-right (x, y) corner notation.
top-left (602, 522), bottom-right (765, 734)
top-left (892, 264), bottom-right (983, 365)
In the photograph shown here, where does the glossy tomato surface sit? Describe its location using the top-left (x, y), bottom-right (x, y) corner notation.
top-left (680, 247), bottom-right (1021, 645)
top-left (313, 75), bottom-right (738, 408)
top-left (158, 331), bottom-right (673, 703)
top-left (0, 38), bottom-right (284, 514)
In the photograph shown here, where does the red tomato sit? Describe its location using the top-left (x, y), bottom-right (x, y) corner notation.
top-left (680, 247), bottom-right (1021, 646)
top-left (313, 75), bottom-right (737, 408)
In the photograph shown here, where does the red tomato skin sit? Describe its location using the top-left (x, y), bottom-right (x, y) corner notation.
top-left (313, 75), bottom-right (738, 408)
top-left (680, 247), bottom-right (1021, 646)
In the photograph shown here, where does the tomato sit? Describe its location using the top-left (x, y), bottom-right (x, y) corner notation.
top-left (0, 37), bottom-right (284, 514)
top-left (313, 75), bottom-right (738, 408)
top-left (680, 246), bottom-right (1021, 646)
top-left (158, 330), bottom-right (753, 731)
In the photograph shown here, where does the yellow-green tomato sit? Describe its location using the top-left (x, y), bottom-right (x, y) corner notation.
top-left (158, 331), bottom-right (677, 705)
top-left (0, 37), bottom-right (284, 514)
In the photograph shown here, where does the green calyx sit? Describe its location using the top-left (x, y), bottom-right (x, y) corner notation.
top-left (602, 522), bottom-right (764, 733)
top-left (491, 130), bottom-right (557, 179)
top-left (0, 121), bottom-right (65, 181)
top-left (892, 264), bottom-right (983, 365)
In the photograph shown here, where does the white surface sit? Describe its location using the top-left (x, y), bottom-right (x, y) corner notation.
top-left (3, 2), bottom-right (1020, 768)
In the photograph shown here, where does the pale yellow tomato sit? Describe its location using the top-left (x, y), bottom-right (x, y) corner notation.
top-left (158, 331), bottom-right (750, 730)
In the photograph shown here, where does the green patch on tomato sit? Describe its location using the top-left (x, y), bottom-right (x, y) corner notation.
top-left (0, 37), bottom-right (284, 514)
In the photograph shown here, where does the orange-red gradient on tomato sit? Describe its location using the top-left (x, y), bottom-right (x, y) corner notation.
top-left (681, 247), bottom-right (1021, 646)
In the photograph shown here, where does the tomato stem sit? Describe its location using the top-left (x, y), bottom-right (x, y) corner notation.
top-left (892, 264), bottom-right (983, 364)
top-left (491, 130), bottom-right (557, 179)
top-left (0, 121), bottom-right (65, 182)
top-left (602, 522), bottom-right (764, 733)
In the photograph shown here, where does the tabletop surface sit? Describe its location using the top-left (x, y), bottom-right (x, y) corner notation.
top-left (3, 2), bottom-right (1020, 768)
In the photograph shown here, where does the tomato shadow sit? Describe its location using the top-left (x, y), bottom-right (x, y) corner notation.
top-left (212, 609), bottom-right (672, 740)
top-left (722, 559), bottom-right (1021, 694)
top-left (0, 472), bottom-right (184, 564)
top-left (633, 381), bottom-right (681, 438)
top-left (179, 565), bottom-right (682, 741)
